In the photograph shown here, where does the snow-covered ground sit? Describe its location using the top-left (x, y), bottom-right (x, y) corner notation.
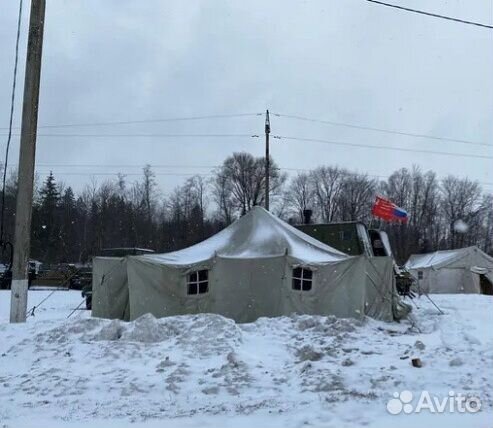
top-left (0, 290), bottom-right (491, 428)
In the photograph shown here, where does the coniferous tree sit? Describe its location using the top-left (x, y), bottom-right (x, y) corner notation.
top-left (38, 172), bottom-right (60, 262)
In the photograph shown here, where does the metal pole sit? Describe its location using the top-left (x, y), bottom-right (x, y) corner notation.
top-left (265, 109), bottom-right (270, 211)
top-left (10, 0), bottom-right (46, 323)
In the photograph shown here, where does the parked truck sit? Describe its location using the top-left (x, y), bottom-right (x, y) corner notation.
top-left (295, 215), bottom-right (414, 296)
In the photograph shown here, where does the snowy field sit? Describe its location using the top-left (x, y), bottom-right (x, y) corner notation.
top-left (0, 290), bottom-right (492, 428)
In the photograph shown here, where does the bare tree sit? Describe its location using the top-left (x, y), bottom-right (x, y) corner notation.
top-left (285, 172), bottom-right (314, 223)
top-left (338, 173), bottom-right (376, 222)
top-left (441, 176), bottom-right (482, 249)
top-left (310, 166), bottom-right (346, 222)
top-left (383, 167), bottom-right (413, 209)
top-left (214, 152), bottom-right (286, 217)
top-left (212, 169), bottom-right (234, 224)
top-left (142, 164), bottom-right (157, 223)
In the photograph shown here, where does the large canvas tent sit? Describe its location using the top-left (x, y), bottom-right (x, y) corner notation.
top-left (405, 246), bottom-right (493, 294)
top-left (93, 207), bottom-right (408, 323)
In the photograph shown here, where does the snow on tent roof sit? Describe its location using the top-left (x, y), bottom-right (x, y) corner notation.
top-left (143, 206), bottom-right (349, 265)
top-left (405, 246), bottom-right (493, 270)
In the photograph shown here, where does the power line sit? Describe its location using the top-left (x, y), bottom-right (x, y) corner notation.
top-left (22, 164), bottom-right (492, 187)
top-left (4, 112), bottom-right (489, 149)
top-left (35, 163), bottom-right (220, 169)
top-left (34, 171), bottom-right (214, 177)
top-left (275, 135), bottom-right (493, 160)
top-left (272, 113), bottom-right (492, 148)
top-left (1, 133), bottom-right (260, 138)
top-left (365, 0), bottom-right (493, 29)
top-left (4, 127), bottom-right (491, 159)
top-left (1, 0), bottom-right (23, 245)
top-left (0, 113), bottom-right (263, 130)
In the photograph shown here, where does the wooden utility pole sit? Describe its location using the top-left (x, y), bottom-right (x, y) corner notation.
top-left (264, 109), bottom-right (270, 211)
top-left (10, 0), bottom-right (46, 323)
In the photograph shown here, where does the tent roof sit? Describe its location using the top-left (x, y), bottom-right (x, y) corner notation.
top-left (143, 206), bottom-right (349, 265)
top-left (405, 246), bottom-right (493, 270)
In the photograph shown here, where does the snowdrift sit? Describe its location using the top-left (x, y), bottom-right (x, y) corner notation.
top-left (0, 290), bottom-right (492, 427)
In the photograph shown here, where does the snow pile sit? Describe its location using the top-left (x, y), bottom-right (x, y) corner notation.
top-left (0, 291), bottom-right (492, 427)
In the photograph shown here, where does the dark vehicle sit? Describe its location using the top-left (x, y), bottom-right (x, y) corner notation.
top-left (0, 269), bottom-right (12, 290)
top-left (296, 221), bottom-right (374, 257)
top-left (82, 248), bottom-right (155, 310)
top-left (0, 261), bottom-right (37, 290)
top-left (296, 221), bottom-right (415, 297)
top-left (70, 266), bottom-right (92, 290)
top-left (31, 263), bottom-right (77, 288)
top-left (100, 248), bottom-right (155, 257)
top-left (367, 229), bottom-right (415, 297)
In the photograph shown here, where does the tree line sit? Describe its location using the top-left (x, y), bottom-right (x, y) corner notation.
top-left (0, 152), bottom-right (491, 265)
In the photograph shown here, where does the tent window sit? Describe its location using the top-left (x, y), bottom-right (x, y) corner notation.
top-left (292, 267), bottom-right (313, 291)
top-left (187, 269), bottom-right (209, 295)
top-left (418, 271), bottom-right (423, 280)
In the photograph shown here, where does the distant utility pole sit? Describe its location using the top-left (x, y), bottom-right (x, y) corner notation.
top-left (10, 0), bottom-right (46, 323)
top-left (265, 109), bottom-right (270, 211)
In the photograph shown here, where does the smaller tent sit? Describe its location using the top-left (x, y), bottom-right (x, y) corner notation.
top-left (405, 246), bottom-right (493, 294)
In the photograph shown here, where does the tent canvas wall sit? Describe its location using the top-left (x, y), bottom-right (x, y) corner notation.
top-left (92, 257), bottom-right (130, 321)
top-left (405, 246), bottom-right (493, 294)
top-left (93, 207), bottom-right (407, 323)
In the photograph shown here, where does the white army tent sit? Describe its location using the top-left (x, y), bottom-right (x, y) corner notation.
top-left (405, 246), bottom-right (493, 295)
top-left (93, 207), bottom-right (408, 323)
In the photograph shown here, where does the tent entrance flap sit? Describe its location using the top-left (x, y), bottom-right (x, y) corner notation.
top-left (92, 257), bottom-right (130, 321)
top-left (479, 274), bottom-right (493, 295)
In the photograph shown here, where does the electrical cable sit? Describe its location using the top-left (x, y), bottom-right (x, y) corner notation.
top-left (0, 112), bottom-right (263, 130)
top-left (365, 0), bottom-right (493, 29)
top-left (0, 0), bottom-right (23, 271)
top-left (275, 135), bottom-right (493, 161)
top-left (272, 113), bottom-right (492, 148)
top-left (1, 133), bottom-right (260, 139)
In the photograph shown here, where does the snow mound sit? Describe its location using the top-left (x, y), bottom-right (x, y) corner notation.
top-left (35, 312), bottom-right (244, 348)
top-left (91, 314), bottom-right (180, 343)
top-left (0, 292), bottom-right (492, 427)
top-left (293, 314), bottom-right (362, 334)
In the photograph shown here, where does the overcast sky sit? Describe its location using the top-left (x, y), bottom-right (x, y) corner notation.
top-left (1, 0), bottom-right (492, 195)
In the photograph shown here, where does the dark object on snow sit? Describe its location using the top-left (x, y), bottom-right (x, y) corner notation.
top-left (82, 283), bottom-right (92, 310)
top-left (411, 358), bottom-right (422, 368)
top-left (396, 272), bottom-right (416, 298)
top-left (0, 269), bottom-right (12, 289)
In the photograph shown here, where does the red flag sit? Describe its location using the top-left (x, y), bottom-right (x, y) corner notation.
top-left (371, 196), bottom-right (408, 223)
